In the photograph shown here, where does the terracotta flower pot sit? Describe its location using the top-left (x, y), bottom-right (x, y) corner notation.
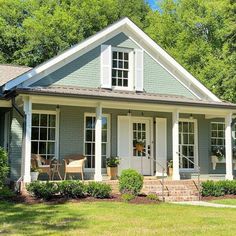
top-left (135, 143), bottom-right (144, 152)
top-left (168, 168), bottom-right (173, 177)
top-left (107, 167), bottom-right (118, 180)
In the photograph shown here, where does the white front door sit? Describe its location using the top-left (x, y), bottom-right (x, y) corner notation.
top-left (117, 116), bottom-right (152, 175)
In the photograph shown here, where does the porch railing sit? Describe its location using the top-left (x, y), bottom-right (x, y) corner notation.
top-left (149, 157), bottom-right (167, 202)
top-left (177, 152), bottom-right (201, 200)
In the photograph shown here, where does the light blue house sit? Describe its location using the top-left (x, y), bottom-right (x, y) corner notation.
top-left (0, 18), bottom-right (236, 183)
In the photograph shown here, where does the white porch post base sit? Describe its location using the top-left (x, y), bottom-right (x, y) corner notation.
top-left (225, 113), bottom-right (233, 181)
top-left (172, 110), bottom-right (180, 180)
top-left (21, 96), bottom-right (32, 183)
top-left (94, 103), bottom-right (103, 181)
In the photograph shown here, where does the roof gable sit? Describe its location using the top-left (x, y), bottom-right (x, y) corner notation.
top-left (3, 18), bottom-right (220, 102)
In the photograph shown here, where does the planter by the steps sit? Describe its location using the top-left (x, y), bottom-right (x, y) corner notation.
top-left (168, 168), bottom-right (173, 176)
top-left (30, 172), bottom-right (39, 181)
top-left (107, 167), bottom-right (118, 180)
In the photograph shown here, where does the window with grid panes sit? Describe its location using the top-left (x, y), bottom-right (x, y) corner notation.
top-left (112, 50), bottom-right (129, 87)
top-left (31, 113), bottom-right (56, 160)
top-left (84, 115), bottom-right (109, 168)
top-left (211, 122), bottom-right (225, 148)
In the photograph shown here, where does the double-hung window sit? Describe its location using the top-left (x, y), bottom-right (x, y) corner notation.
top-left (112, 49), bottom-right (131, 88)
top-left (31, 112), bottom-right (57, 160)
top-left (211, 122), bottom-right (225, 148)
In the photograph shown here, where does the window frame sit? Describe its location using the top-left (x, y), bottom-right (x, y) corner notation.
top-left (111, 47), bottom-right (134, 91)
top-left (31, 110), bottom-right (59, 160)
top-left (83, 113), bottom-right (111, 171)
top-left (210, 122), bottom-right (225, 148)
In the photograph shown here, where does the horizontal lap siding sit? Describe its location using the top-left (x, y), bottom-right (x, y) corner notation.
top-left (9, 110), bottom-right (23, 180)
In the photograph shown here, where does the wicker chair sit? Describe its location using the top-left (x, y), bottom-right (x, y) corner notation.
top-left (63, 154), bottom-right (87, 180)
top-left (31, 154), bottom-right (52, 180)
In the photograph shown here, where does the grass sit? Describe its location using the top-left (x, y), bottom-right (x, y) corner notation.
top-left (210, 199), bottom-right (236, 206)
top-left (1, 201), bottom-right (236, 235)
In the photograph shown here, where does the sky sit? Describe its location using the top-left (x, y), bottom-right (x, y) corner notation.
top-left (147, 0), bottom-right (161, 10)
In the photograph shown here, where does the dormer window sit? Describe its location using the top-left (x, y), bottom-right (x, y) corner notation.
top-left (112, 49), bottom-right (130, 88)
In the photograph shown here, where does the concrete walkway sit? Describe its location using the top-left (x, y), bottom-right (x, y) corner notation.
top-left (172, 201), bottom-right (236, 208)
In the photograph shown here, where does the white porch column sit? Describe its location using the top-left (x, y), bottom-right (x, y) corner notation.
top-left (225, 113), bottom-right (233, 180)
top-left (94, 103), bottom-right (103, 181)
top-left (172, 110), bottom-right (180, 180)
top-left (21, 96), bottom-right (32, 183)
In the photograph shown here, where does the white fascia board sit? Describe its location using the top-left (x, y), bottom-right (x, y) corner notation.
top-left (4, 17), bottom-right (220, 102)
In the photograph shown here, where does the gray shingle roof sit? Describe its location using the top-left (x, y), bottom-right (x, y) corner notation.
top-left (17, 86), bottom-right (236, 109)
top-left (0, 64), bottom-right (31, 86)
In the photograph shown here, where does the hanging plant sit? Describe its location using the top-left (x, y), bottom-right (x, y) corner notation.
top-left (211, 146), bottom-right (225, 161)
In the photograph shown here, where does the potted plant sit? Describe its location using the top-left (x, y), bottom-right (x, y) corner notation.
top-left (167, 160), bottom-right (173, 176)
top-left (106, 156), bottom-right (120, 180)
top-left (134, 139), bottom-right (145, 152)
top-left (211, 146), bottom-right (225, 161)
top-left (30, 167), bottom-right (40, 181)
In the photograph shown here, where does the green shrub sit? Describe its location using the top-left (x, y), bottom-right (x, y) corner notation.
top-left (0, 186), bottom-right (15, 199)
top-left (0, 147), bottom-right (9, 187)
top-left (201, 181), bottom-right (224, 197)
top-left (58, 180), bottom-right (86, 198)
top-left (218, 180), bottom-right (236, 195)
top-left (119, 169), bottom-right (143, 195)
top-left (86, 182), bottom-right (112, 198)
top-left (121, 193), bottom-right (135, 202)
top-left (26, 181), bottom-right (59, 200)
top-left (147, 193), bottom-right (159, 201)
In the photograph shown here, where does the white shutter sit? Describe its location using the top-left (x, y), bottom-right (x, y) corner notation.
top-left (156, 118), bottom-right (167, 176)
top-left (100, 45), bottom-right (112, 88)
top-left (134, 49), bottom-right (143, 91)
top-left (117, 116), bottom-right (131, 175)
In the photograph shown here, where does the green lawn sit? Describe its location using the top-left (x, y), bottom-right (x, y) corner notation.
top-left (210, 199), bottom-right (236, 206)
top-left (1, 201), bottom-right (236, 236)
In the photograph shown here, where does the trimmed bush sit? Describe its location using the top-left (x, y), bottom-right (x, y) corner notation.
top-left (0, 186), bottom-right (15, 199)
top-left (0, 147), bottom-right (9, 187)
top-left (218, 180), bottom-right (236, 195)
top-left (86, 182), bottom-right (112, 198)
top-left (58, 180), bottom-right (86, 198)
top-left (26, 181), bottom-right (59, 200)
top-left (119, 169), bottom-right (143, 195)
top-left (121, 193), bottom-right (135, 202)
top-left (201, 180), bottom-right (226, 197)
top-left (147, 193), bottom-right (159, 201)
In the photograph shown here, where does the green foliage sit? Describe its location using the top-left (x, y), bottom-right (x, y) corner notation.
top-left (121, 193), bottom-right (135, 202)
top-left (201, 180), bottom-right (236, 197)
top-left (0, 147), bottom-right (9, 187)
top-left (106, 156), bottom-right (120, 167)
top-left (86, 182), bottom-right (112, 198)
top-left (26, 181), bottom-right (59, 200)
top-left (0, 186), bottom-right (15, 199)
top-left (58, 180), bottom-right (86, 198)
top-left (119, 169), bottom-right (143, 195)
top-left (147, 193), bottom-right (159, 201)
top-left (146, 0), bottom-right (236, 102)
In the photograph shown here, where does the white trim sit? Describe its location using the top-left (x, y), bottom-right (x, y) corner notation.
top-left (225, 113), bottom-right (233, 180)
top-left (179, 118), bottom-right (198, 172)
top-left (28, 95), bottom-right (235, 115)
top-left (3, 18), bottom-right (220, 102)
top-left (172, 110), bottom-right (180, 180)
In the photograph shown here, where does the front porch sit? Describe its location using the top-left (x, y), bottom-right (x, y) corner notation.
top-left (16, 95), bottom-right (236, 183)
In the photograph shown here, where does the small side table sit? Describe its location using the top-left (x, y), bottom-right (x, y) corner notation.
top-left (51, 163), bottom-right (62, 180)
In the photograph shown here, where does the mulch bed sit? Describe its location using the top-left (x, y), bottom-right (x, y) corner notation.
top-left (202, 195), bottom-right (236, 201)
top-left (7, 193), bottom-right (161, 205)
